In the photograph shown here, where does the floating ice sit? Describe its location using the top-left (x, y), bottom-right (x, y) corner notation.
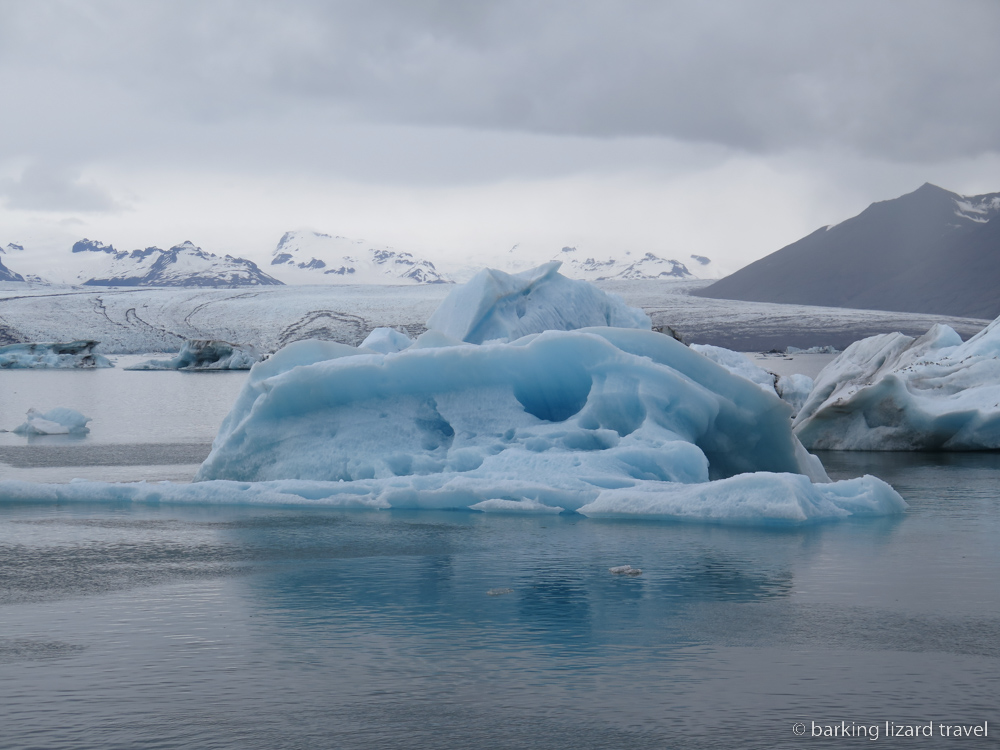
top-left (12, 407), bottom-right (91, 435)
top-left (126, 340), bottom-right (261, 370)
top-left (186, 322), bottom-right (904, 523)
top-left (487, 588), bottom-right (514, 596)
top-left (775, 373), bottom-right (815, 418)
top-left (786, 345), bottom-right (839, 354)
top-left (690, 344), bottom-right (777, 392)
top-left (360, 327), bottom-right (413, 354)
top-left (690, 343), bottom-right (814, 417)
top-left (0, 341), bottom-right (112, 369)
top-left (425, 261), bottom-right (650, 343)
top-left (609, 565), bottom-right (642, 576)
top-left (794, 319), bottom-right (1000, 450)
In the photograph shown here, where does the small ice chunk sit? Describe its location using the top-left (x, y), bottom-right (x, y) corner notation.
top-left (126, 340), bottom-right (261, 370)
top-left (691, 344), bottom-right (776, 393)
top-left (426, 261), bottom-right (650, 344)
top-left (360, 327), bottom-right (413, 354)
top-left (775, 373), bottom-right (814, 418)
top-left (487, 588), bottom-right (514, 596)
top-left (609, 565), bottom-right (642, 576)
top-left (0, 341), bottom-right (112, 369)
top-left (12, 407), bottom-right (92, 435)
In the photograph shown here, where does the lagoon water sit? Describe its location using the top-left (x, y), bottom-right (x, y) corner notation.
top-left (1, 364), bottom-right (998, 748)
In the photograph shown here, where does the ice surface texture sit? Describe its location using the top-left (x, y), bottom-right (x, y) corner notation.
top-left (11, 407), bottom-right (91, 435)
top-left (690, 344), bottom-right (814, 417)
top-left (190, 326), bottom-right (903, 523)
top-left (426, 262), bottom-right (650, 343)
top-left (126, 340), bottom-right (261, 370)
top-left (0, 341), bottom-right (112, 369)
top-left (794, 318), bottom-right (1000, 449)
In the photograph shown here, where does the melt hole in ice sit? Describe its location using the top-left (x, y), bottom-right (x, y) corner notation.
top-left (609, 565), bottom-right (642, 576)
top-left (487, 588), bottom-right (514, 596)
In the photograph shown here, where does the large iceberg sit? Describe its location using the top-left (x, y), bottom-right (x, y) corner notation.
top-left (794, 318), bottom-right (1000, 450)
top-left (0, 340), bottom-right (112, 369)
top-left (192, 324), bottom-right (903, 523)
top-left (126, 339), bottom-right (261, 370)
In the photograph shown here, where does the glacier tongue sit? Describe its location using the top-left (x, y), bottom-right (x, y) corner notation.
top-left (793, 318), bottom-right (1000, 450)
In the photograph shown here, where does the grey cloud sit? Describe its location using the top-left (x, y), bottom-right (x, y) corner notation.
top-left (0, 162), bottom-right (121, 212)
top-left (0, 0), bottom-right (998, 167)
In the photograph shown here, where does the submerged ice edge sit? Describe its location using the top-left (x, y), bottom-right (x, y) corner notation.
top-left (0, 470), bottom-right (907, 525)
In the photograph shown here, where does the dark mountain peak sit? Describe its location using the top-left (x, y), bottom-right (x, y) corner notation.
top-left (0, 255), bottom-right (25, 282)
top-left (72, 238), bottom-right (117, 255)
top-left (696, 183), bottom-right (1000, 319)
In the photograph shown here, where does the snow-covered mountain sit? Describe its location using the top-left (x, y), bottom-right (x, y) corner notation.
top-left (0, 243), bottom-right (27, 282)
top-left (697, 183), bottom-right (1000, 319)
top-left (267, 231), bottom-right (450, 285)
top-left (71, 239), bottom-right (282, 287)
top-left (551, 247), bottom-right (722, 281)
top-left (0, 256), bottom-right (24, 282)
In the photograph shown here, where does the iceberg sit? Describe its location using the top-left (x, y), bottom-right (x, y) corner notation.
top-left (690, 344), bottom-right (814, 417)
top-left (191, 322), bottom-right (903, 523)
top-left (126, 339), bottom-right (261, 370)
top-left (0, 341), bottom-right (112, 369)
top-left (12, 407), bottom-right (92, 435)
top-left (359, 327), bottom-right (413, 354)
top-left (425, 261), bottom-right (650, 343)
top-left (794, 319), bottom-right (1000, 450)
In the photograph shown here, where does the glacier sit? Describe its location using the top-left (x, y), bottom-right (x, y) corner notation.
top-left (11, 407), bottom-right (92, 435)
top-left (126, 339), bottom-right (261, 371)
top-left (0, 340), bottom-right (112, 369)
top-left (794, 317), bottom-right (1000, 450)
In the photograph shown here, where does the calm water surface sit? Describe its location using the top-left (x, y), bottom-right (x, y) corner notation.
top-left (1, 452), bottom-right (998, 749)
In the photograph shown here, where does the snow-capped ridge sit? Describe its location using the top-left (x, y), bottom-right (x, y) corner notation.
top-left (268, 230), bottom-right (450, 285)
top-left (72, 239), bottom-right (282, 287)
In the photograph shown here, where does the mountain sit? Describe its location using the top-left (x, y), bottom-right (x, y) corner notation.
top-left (72, 240), bottom-right (283, 287)
top-left (0, 255), bottom-right (25, 282)
top-left (267, 231), bottom-right (450, 284)
top-left (695, 183), bottom-right (1000, 318)
top-left (551, 246), bottom-right (722, 281)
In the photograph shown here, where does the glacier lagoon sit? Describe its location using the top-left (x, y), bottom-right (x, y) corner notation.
top-left (0, 451), bottom-right (998, 750)
top-left (0, 355), bottom-right (998, 748)
top-left (1, 267), bottom-right (998, 748)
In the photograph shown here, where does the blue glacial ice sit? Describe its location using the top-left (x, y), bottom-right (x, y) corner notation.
top-left (425, 261), bottom-right (650, 343)
top-left (794, 317), bottom-right (1000, 450)
top-left (0, 264), bottom-right (906, 523)
top-left (11, 407), bottom-right (91, 435)
top-left (359, 327), bottom-right (413, 354)
top-left (690, 343), bottom-right (814, 417)
top-left (0, 340), bottom-right (112, 369)
top-left (126, 339), bottom-right (261, 370)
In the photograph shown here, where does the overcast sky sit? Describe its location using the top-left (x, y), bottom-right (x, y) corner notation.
top-left (1, 0), bottom-right (998, 271)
